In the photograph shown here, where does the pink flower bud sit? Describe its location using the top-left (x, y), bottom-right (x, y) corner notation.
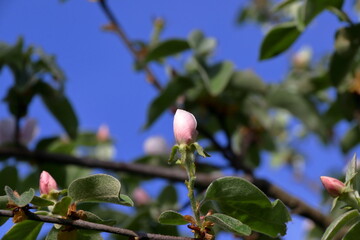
top-left (133, 188), bottom-right (151, 206)
top-left (97, 124), bottom-right (110, 142)
top-left (320, 176), bottom-right (345, 198)
top-left (143, 136), bottom-right (168, 155)
top-left (173, 109), bottom-right (197, 144)
top-left (40, 171), bottom-right (58, 195)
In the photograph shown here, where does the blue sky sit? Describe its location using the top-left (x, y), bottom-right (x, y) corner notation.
top-left (0, 0), bottom-right (358, 239)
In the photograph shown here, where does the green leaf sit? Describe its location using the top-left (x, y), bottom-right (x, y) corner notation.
top-left (341, 126), bottom-right (360, 153)
top-left (68, 174), bottom-right (128, 205)
top-left (119, 194), bottom-right (134, 207)
top-left (0, 167), bottom-right (18, 195)
top-left (30, 196), bottom-right (54, 207)
top-left (259, 22), bottom-right (301, 60)
top-left (5, 186), bottom-right (35, 207)
top-left (158, 210), bottom-right (188, 225)
top-left (2, 220), bottom-right (44, 240)
top-left (343, 221), bottom-right (360, 240)
top-left (203, 177), bottom-right (291, 237)
top-left (0, 195), bottom-right (9, 209)
top-left (145, 39), bottom-right (190, 62)
top-left (205, 213), bottom-right (251, 236)
top-left (145, 77), bottom-right (193, 129)
top-left (0, 216), bottom-right (9, 226)
top-left (322, 209), bottom-right (360, 240)
top-left (45, 227), bottom-right (59, 240)
top-left (36, 81), bottom-right (78, 139)
top-left (301, 0), bottom-right (343, 27)
top-left (158, 185), bottom-right (178, 209)
top-left (52, 196), bottom-right (72, 216)
top-left (188, 30), bottom-right (216, 57)
top-left (208, 61), bottom-right (234, 96)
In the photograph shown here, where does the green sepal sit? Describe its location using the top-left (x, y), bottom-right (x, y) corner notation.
top-left (191, 142), bottom-right (210, 158)
top-left (168, 145), bottom-right (179, 164)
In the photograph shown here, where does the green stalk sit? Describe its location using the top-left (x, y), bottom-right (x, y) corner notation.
top-left (183, 147), bottom-right (201, 235)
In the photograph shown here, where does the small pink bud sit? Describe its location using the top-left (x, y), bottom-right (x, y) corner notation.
top-left (40, 171), bottom-right (58, 195)
top-left (320, 176), bottom-right (345, 198)
top-left (97, 124), bottom-right (110, 142)
top-left (133, 188), bottom-right (151, 206)
top-left (143, 136), bottom-right (168, 155)
top-left (173, 109), bottom-right (197, 144)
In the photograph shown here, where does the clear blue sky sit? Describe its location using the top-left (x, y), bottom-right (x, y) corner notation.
top-left (0, 0), bottom-right (357, 239)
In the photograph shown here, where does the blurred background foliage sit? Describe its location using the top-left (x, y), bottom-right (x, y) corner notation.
top-left (1, 0), bottom-right (360, 239)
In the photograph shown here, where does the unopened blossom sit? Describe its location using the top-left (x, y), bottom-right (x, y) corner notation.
top-left (143, 136), bottom-right (168, 155)
top-left (40, 171), bottom-right (58, 195)
top-left (292, 46), bottom-right (312, 69)
top-left (97, 124), bottom-right (110, 142)
top-left (133, 187), bottom-right (151, 206)
top-left (20, 119), bottom-right (39, 145)
top-left (320, 176), bottom-right (345, 198)
top-left (173, 109), bottom-right (197, 145)
top-left (0, 119), bottom-right (15, 145)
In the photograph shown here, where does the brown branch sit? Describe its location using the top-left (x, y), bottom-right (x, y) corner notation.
top-left (98, 0), bottom-right (163, 91)
top-left (0, 210), bottom-right (192, 240)
top-left (0, 148), bottom-right (332, 229)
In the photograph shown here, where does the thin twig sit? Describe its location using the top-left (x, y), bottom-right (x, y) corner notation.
top-left (0, 147), bottom-right (332, 229)
top-left (0, 210), bottom-right (192, 240)
top-left (98, 0), bottom-right (163, 91)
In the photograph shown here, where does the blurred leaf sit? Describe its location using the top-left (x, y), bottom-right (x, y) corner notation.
top-left (158, 210), bottom-right (187, 225)
top-left (208, 61), bottom-right (234, 96)
top-left (45, 227), bottom-right (59, 240)
top-left (203, 177), bottom-right (291, 237)
top-left (329, 25), bottom-right (360, 86)
top-left (0, 167), bottom-right (18, 195)
top-left (2, 220), bottom-right (43, 240)
top-left (30, 196), bottom-right (54, 207)
top-left (267, 88), bottom-right (322, 132)
top-left (4, 85), bottom-right (36, 118)
top-left (83, 211), bottom-right (116, 226)
top-left (36, 81), bottom-right (78, 139)
top-left (188, 30), bottom-right (216, 57)
top-left (341, 125), bottom-right (360, 153)
top-left (145, 39), bottom-right (190, 62)
top-left (157, 185), bottom-right (177, 209)
top-left (5, 186), bottom-right (35, 207)
top-left (52, 196), bottom-right (72, 216)
top-left (0, 216), bottom-right (9, 226)
top-left (145, 77), bottom-right (193, 129)
top-left (205, 213), bottom-right (251, 236)
top-left (260, 22), bottom-right (301, 60)
top-left (343, 221), bottom-right (360, 240)
top-left (230, 71), bottom-right (266, 94)
top-left (322, 209), bottom-right (360, 240)
top-left (68, 174), bottom-right (130, 206)
top-left (301, 0), bottom-right (343, 27)
top-left (0, 195), bottom-right (9, 209)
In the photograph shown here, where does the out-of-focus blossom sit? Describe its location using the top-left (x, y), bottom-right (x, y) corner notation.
top-left (292, 46), bottom-right (312, 69)
top-left (133, 187), bottom-right (151, 206)
top-left (320, 176), bottom-right (345, 198)
top-left (0, 118), bottom-right (38, 145)
top-left (40, 171), bottom-right (58, 195)
top-left (97, 124), bottom-right (110, 142)
top-left (173, 109), bottom-right (197, 145)
top-left (143, 136), bottom-right (168, 155)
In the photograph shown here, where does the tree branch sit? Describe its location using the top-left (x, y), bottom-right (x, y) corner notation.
top-left (0, 210), bottom-right (192, 240)
top-left (0, 148), bottom-right (332, 229)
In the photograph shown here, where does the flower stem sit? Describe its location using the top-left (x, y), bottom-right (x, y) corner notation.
top-left (184, 148), bottom-right (201, 229)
